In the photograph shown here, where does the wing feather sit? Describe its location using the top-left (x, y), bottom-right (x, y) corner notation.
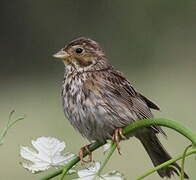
top-left (94, 68), bottom-right (165, 135)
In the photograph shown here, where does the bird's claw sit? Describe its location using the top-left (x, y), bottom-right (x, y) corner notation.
top-left (112, 128), bottom-right (127, 154)
top-left (78, 145), bottom-right (93, 164)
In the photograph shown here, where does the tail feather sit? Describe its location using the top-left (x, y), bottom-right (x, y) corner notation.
top-left (137, 131), bottom-right (189, 179)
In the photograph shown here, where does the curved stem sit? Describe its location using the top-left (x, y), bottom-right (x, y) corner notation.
top-left (136, 148), bottom-right (196, 180)
top-left (181, 145), bottom-right (192, 180)
top-left (0, 111), bottom-right (24, 145)
top-left (60, 168), bottom-right (67, 180)
top-left (123, 118), bottom-right (196, 145)
top-left (40, 118), bottom-right (196, 180)
top-left (168, 165), bottom-right (181, 175)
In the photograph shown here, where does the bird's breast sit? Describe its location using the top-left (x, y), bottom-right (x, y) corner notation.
top-left (61, 73), bottom-right (113, 141)
top-left (61, 72), bottom-right (136, 142)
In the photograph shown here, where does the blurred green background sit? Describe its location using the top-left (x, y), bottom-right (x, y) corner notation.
top-left (0, 0), bottom-right (196, 179)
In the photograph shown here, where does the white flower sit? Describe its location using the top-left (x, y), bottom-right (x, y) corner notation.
top-left (74, 162), bottom-right (125, 180)
top-left (20, 137), bottom-right (76, 173)
top-left (76, 162), bottom-right (100, 179)
top-left (101, 171), bottom-right (125, 180)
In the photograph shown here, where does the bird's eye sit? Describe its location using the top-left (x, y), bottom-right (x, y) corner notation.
top-left (75, 48), bottom-right (83, 54)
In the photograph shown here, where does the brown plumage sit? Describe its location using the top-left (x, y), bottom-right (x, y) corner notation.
top-left (53, 37), bottom-right (189, 179)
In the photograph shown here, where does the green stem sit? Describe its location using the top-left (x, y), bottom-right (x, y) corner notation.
top-left (60, 168), bottom-right (67, 180)
top-left (123, 118), bottom-right (196, 145)
top-left (168, 165), bottom-right (181, 175)
top-left (181, 145), bottom-right (192, 180)
top-left (97, 143), bottom-right (117, 176)
top-left (0, 112), bottom-right (24, 145)
top-left (136, 148), bottom-right (196, 180)
top-left (40, 118), bottom-right (196, 180)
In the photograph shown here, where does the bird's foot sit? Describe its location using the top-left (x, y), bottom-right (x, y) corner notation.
top-left (78, 144), bottom-right (93, 164)
top-left (112, 128), bottom-right (127, 154)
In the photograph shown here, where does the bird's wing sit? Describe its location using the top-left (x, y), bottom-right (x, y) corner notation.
top-left (93, 68), bottom-right (165, 135)
top-left (100, 69), bottom-right (154, 118)
top-left (139, 93), bottom-right (160, 110)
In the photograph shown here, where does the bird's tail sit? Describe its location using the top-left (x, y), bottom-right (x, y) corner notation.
top-left (136, 131), bottom-right (189, 179)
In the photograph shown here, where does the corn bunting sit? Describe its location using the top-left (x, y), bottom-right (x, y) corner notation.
top-left (53, 37), bottom-right (188, 179)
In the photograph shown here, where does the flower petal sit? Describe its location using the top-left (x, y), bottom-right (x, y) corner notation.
top-left (77, 162), bottom-right (101, 178)
top-left (75, 162), bottom-right (125, 180)
top-left (20, 137), bottom-right (76, 173)
top-left (103, 170), bottom-right (125, 180)
top-left (21, 162), bottom-right (50, 173)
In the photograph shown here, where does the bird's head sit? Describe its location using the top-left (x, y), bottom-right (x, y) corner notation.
top-left (53, 37), bottom-right (105, 68)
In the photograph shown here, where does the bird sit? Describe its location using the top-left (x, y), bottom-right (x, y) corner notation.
top-left (53, 37), bottom-right (188, 179)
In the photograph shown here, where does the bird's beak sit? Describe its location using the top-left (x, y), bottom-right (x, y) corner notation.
top-left (53, 49), bottom-right (69, 59)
